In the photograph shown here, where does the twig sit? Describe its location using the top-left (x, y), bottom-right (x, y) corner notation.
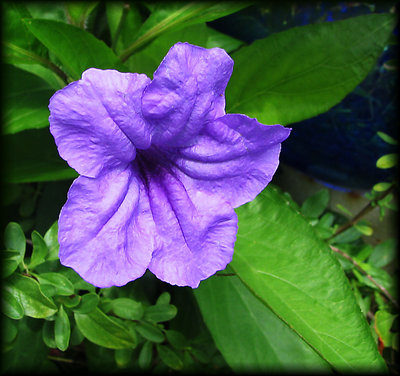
top-left (330, 245), bottom-right (398, 309)
top-left (327, 185), bottom-right (395, 241)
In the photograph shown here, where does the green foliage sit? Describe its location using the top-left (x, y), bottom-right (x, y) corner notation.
top-left (2, 1), bottom-right (397, 373)
top-left (226, 13), bottom-right (395, 125)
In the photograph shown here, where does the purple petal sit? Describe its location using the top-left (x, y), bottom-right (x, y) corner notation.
top-left (144, 169), bottom-right (238, 288)
top-left (171, 114), bottom-right (291, 208)
top-left (49, 68), bottom-right (151, 178)
top-left (58, 165), bottom-right (156, 288)
top-left (141, 42), bottom-right (233, 147)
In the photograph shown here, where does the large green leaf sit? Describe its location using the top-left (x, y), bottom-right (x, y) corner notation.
top-left (119, 1), bottom-right (249, 61)
top-left (4, 274), bottom-right (57, 319)
top-left (74, 308), bottom-right (136, 349)
top-left (194, 271), bottom-right (331, 372)
top-left (127, 23), bottom-right (241, 78)
top-left (23, 19), bottom-right (125, 80)
top-left (226, 13), bottom-right (395, 125)
top-left (228, 186), bottom-right (386, 372)
top-left (2, 128), bottom-right (77, 183)
top-left (3, 64), bottom-right (55, 135)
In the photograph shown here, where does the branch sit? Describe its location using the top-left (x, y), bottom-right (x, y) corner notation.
top-left (330, 245), bottom-right (398, 309)
top-left (328, 185), bottom-right (395, 241)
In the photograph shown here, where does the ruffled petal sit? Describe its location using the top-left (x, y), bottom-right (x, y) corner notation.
top-left (171, 114), bottom-right (291, 208)
top-left (58, 165), bottom-right (156, 288)
top-left (49, 68), bottom-right (151, 178)
top-left (144, 169), bottom-right (238, 288)
top-left (141, 42), bottom-right (233, 147)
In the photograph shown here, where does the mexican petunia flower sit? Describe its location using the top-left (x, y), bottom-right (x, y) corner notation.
top-left (48, 42), bottom-right (290, 288)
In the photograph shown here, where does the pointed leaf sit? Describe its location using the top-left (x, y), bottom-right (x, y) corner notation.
top-left (23, 19), bottom-right (125, 80)
top-left (195, 272), bottom-right (330, 372)
top-left (29, 231), bottom-right (49, 269)
top-left (229, 186), bottom-right (386, 372)
top-left (226, 13), bottom-right (396, 125)
top-left (74, 308), bottom-right (136, 349)
top-left (55, 305), bottom-right (70, 351)
top-left (4, 274), bottom-right (57, 318)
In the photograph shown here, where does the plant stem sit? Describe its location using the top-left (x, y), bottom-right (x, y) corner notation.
top-left (111, 3), bottom-right (130, 52)
top-left (327, 185), bottom-right (395, 241)
top-left (330, 245), bottom-right (398, 308)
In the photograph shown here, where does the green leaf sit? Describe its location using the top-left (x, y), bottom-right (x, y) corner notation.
top-left (74, 308), bottom-right (136, 349)
top-left (2, 128), bottom-right (77, 184)
top-left (111, 297), bottom-right (144, 320)
top-left (2, 288), bottom-right (25, 320)
top-left (72, 292), bottom-right (99, 314)
top-left (43, 221), bottom-right (60, 260)
top-left (4, 222), bottom-right (26, 260)
top-left (136, 321), bottom-right (164, 343)
top-left (55, 305), bottom-right (70, 351)
top-left (372, 182), bottom-right (392, 192)
top-left (377, 131), bottom-right (398, 145)
top-left (195, 272), bottom-right (330, 372)
top-left (42, 320), bottom-right (56, 348)
top-left (229, 186), bottom-right (386, 372)
top-left (354, 223), bottom-right (374, 236)
top-left (226, 13), bottom-right (396, 125)
top-left (35, 272), bottom-right (75, 297)
top-left (165, 330), bottom-right (188, 350)
top-left (155, 291), bottom-right (171, 305)
top-left (144, 304), bottom-right (177, 323)
top-left (2, 250), bottom-right (22, 278)
top-left (65, 2), bottom-right (98, 28)
top-left (2, 316), bottom-right (18, 344)
top-left (300, 189), bottom-right (330, 219)
top-left (3, 64), bottom-right (54, 135)
top-left (29, 231), bottom-right (49, 269)
top-left (374, 311), bottom-right (397, 347)
top-left (23, 19), bottom-right (125, 80)
top-left (157, 344), bottom-right (184, 371)
top-left (4, 274), bottom-right (57, 319)
top-left (119, 1), bottom-right (249, 60)
top-left (368, 238), bottom-right (397, 268)
top-left (106, 2), bottom-right (143, 55)
top-left (138, 341), bottom-right (153, 370)
top-left (1, 317), bottom-right (49, 373)
top-left (114, 348), bottom-right (133, 368)
top-left (376, 153), bottom-right (397, 169)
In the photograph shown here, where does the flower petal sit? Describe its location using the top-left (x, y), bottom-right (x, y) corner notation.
top-left (171, 114), bottom-right (291, 208)
top-left (58, 166), bottom-right (156, 288)
top-left (141, 42), bottom-right (233, 147)
top-left (145, 170), bottom-right (238, 288)
top-left (49, 68), bottom-right (151, 178)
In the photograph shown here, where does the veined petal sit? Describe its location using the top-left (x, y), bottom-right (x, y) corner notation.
top-left (171, 114), bottom-right (291, 208)
top-left (145, 170), bottom-right (238, 288)
top-left (49, 68), bottom-right (151, 178)
top-left (58, 166), bottom-right (156, 288)
top-left (141, 42), bottom-right (233, 147)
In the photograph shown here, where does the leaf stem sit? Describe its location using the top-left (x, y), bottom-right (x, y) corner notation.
top-left (111, 2), bottom-right (130, 52)
top-left (330, 245), bottom-right (398, 308)
top-left (327, 186), bottom-right (395, 241)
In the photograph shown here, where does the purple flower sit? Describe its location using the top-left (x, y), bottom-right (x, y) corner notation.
top-left (48, 42), bottom-right (290, 288)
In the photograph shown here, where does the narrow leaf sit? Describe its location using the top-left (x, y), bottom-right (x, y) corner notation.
top-left (55, 305), bottom-right (70, 351)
